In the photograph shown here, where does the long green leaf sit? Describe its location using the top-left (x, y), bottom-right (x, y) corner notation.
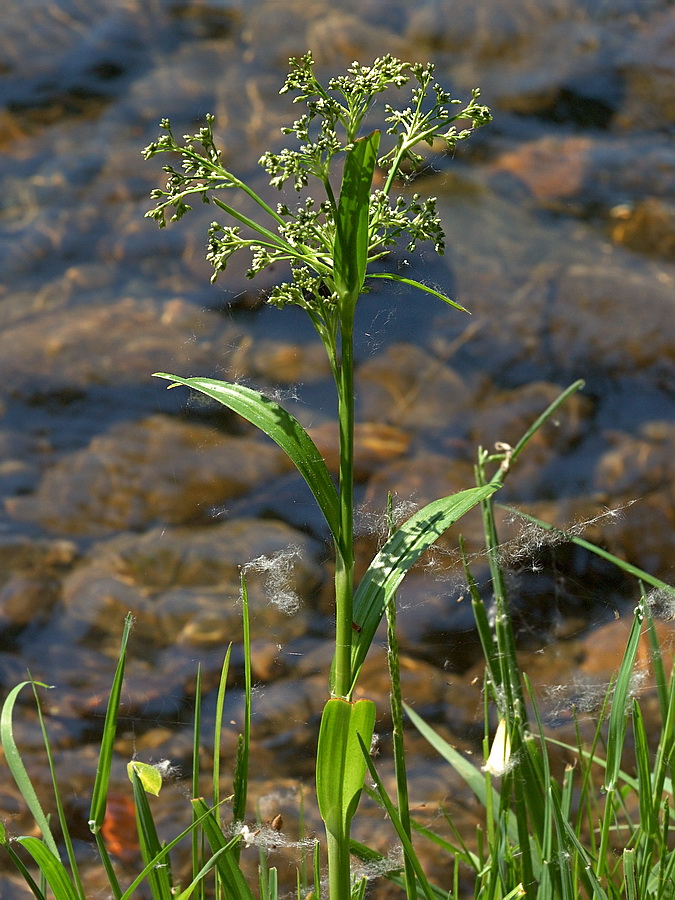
top-left (316, 698), bottom-right (376, 840)
top-left (153, 374), bottom-right (341, 549)
top-left (604, 601), bottom-right (643, 791)
top-left (623, 849), bottom-right (638, 900)
top-left (212, 647), bottom-right (232, 809)
top-left (350, 484), bottom-right (498, 688)
top-left (89, 613), bottom-right (134, 833)
top-left (333, 130), bottom-right (381, 312)
top-left (404, 703), bottom-right (519, 845)
top-left (190, 798), bottom-right (255, 900)
top-left (174, 845), bottom-right (232, 900)
top-left (30, 682), bottom-right (87, 900)
top-left (118, 802), bottom-right (228, 900)
top-left (366, 272), bottom-right (469, 313)
top-left (232, 574), bottom-right (251, 831)
top-left (550, 797), bottom-right (609, 900)
top-left (14, 837), bottom-right (79, 900)
top-left (0, 826), bottom-right (47, 900)
top-left (498, 505), bottom-right (675, 598)
top-left (357, 735), bottom-right (437, 900)
top-left (631, 701), bottom-right (653, 840)
top-left (1, 681), bottom-right (59, 858)
top-left (130, 768), bottom-right (173, 900)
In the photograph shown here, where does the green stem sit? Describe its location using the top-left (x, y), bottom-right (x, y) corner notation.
top-left (333, 318), bottom-right (355, 699)
top-left (326, 831), bottom-right (351, 900)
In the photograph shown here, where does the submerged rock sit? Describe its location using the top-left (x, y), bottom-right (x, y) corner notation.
top-left (357, 342), bottom-right (473, 432)
top-left (60, 518), bottom-right (323, 649)
top-left (7, 415), bottom-right (292, 536)
top-left (0, 297), bottom-right (228, 397)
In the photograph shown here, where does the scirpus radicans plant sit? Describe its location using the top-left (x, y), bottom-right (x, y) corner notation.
top-left (143, 51), bottom-right (493, 899)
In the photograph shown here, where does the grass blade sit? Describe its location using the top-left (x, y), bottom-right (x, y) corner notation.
top-left (403, 703), bottom-right (520, 846)
top-left (192, 663), bottom-right (203, 894)
top-left (232, 573), bottom-right (252, 831)
top-left (498, 506), bottom-right (675, 598)
top-left (383, 510), bottom-right (417, 900)
top-left (130, 768), bottom-right (174, 900)
top-left (14, 837), bottom-right (79, 900)
top-left (174, 845), bottom-right (234, 900)
top-left (89, 613), bottom-right (134, 833)
top-left (357, 735), bottom-right (436, 900)
top-left (212, 646), bottom-right (232, 810)
top-left (0, 824), bottom-right (47, 900)
top-left (190, 798), bottom-right (255, 900)
top-left (118, 802), bottom-right (228, 900)
top-left (604, 600), bottom-right (643, 792)
top-left (29, 683), bottom-right (87, 900)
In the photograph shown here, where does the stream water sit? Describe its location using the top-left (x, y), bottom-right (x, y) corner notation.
top-left (1, 0), bottom-right (674, 895)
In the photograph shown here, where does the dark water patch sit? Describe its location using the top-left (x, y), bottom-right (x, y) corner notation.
top-left (528, 84), bottom-right (619, 130)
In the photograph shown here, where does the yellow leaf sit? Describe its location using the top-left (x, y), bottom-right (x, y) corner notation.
top-left (127, 761), bottom-right (162, 796)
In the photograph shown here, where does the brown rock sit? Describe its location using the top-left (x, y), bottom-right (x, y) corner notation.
top-left (548, 265), bottom-right (675, 376)
top-left (310, 420), bottom-right (410, 480)
top-left (357, 342), bottom-right (472, 431)
top-left (7, 415), bottom-right (292, 535)
top-left (248, 339), bottom-right (331, 383)
top-left (0, 297), bottom-right (228, 396)
top-left (60, 518), bottom-right (323, 648)
top-left (470, 380), bottom-right (592, 458)
top-left (489, 136), bottom-right (593, 201)
top-left (579, 616), bottom-right (675, 683)
top-left (609, 198), bottom-right (675, 259)
top-left (618, 8), bottom-right (675, 129)
top-left (595, 422), bottom-right (675, 496)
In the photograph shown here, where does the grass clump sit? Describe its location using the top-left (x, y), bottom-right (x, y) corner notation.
top-left (2, 51), bottom-right (675, 900)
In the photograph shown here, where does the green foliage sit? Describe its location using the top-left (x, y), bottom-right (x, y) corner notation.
top-left (316, 699), bottom-right (376, 843)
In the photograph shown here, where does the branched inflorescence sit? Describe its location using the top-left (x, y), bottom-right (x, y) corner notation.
top-left (143, 52), bottom-right (491, 341)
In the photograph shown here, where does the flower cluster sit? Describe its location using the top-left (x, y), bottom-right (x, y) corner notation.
top-left (143, 52), bottom-right (491, 331)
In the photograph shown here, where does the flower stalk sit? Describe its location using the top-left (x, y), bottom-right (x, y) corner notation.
top-left (144, 52), bottom-right (491, 898)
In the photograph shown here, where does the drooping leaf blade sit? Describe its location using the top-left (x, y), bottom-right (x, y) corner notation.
top-left (498, 505), bottom-right (675, 598)
top-left (30, 682), bottom-right (88, 900)
top-left (0, 831), bottom-right (45, 900)
top-left (366, 272), bottom-right (469, 313)
top-left (1, 681), bottom-right (60, 858)
top-left (14, 837), bottom-right (80, 900)
top-left (153, 375), bottom-right (341, 550)
top-left (316, 698), bottom-right (376, 841)
top-left (118, 803), bottom-right (226, 900)
top-left (350, 484), bottom-right (498, 688)
top-left (404, 704), bottom-right (518, 842)
top-left (333, 131), bottom-right (381, 311)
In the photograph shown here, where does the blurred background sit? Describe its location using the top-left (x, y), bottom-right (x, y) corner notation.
top-left (1, 0), bottom-right (674, 893)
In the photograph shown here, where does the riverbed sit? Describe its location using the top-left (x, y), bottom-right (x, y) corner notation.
top-left (1, 1), bottom-right (674, 895)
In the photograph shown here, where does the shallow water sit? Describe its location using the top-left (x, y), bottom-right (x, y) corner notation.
top-left (1, 0), bottom-right (675, 893)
